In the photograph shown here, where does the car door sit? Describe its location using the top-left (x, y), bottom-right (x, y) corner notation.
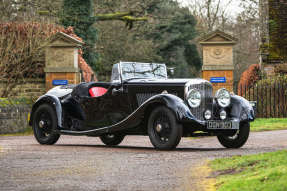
top-left (79, 82), bottom-right (131, 130)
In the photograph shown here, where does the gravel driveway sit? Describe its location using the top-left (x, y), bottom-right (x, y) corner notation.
top-left (1, 130), bottom-right (287, 191)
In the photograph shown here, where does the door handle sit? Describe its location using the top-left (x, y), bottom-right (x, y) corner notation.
top-left (112, 87), bottom-right (123, 96)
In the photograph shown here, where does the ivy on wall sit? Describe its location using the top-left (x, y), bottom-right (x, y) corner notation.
top-left (0, 98), bottom-right (33, 107)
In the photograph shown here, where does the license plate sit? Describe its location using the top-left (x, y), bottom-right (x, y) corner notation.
top-left (207, 121), bottom-right (239, 129)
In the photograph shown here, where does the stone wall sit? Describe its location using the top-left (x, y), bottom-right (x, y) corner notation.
top-left (0, 79), bottom-right (46, 98)
top-left (0, 103), bottom-right (31, 134)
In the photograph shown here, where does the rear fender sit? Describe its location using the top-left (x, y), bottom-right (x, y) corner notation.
top-left (29, 95), bottom-right (62, 128)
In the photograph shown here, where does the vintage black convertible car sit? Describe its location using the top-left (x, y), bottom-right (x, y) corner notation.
top-left (29, 62), bottom-right (255, 150)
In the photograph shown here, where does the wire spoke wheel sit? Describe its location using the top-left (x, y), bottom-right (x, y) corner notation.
top-left (32, 104), bottom-right (60, 145)
top-left (35, 111), bottom-right (53, 138)
top-left (148, 106), bottom-right (182, 150)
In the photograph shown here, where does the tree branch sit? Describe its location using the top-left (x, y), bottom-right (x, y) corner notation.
top-left (95, 12), bottom-right (148, 22)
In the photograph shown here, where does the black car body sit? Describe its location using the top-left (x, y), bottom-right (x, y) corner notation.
top-left (29, 62), bottom-right (255, 150)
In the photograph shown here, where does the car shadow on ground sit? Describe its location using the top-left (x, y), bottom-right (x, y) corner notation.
top-left (54, 144), bottom-right (230, 152)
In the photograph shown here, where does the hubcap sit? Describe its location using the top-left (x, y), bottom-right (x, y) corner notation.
top-left (35, 111), bottom-right (52, 137)
top-left (228, 130), bottom-right (240, 139)
top-left (39, 120), bottom-right (45, 128)
top-left (156, 124), bottom-right (162, 132)
top-left (107, 134), bottom-right (115, 139)
top-left (153, 113), bottom-right (171, 143)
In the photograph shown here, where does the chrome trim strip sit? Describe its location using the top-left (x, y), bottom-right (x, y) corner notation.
top-left (119, 61), bottom-right (123, 83)
top-left (60, 94), bottom-right (167, 135)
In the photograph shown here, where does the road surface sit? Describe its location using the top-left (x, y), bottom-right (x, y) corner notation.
top-left (1, 130), bottom-right (287, 191)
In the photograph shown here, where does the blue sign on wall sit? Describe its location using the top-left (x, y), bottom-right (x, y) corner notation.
top-left (52, 80), bottom-right (68, 86)
top-left (210, 77), bottom-right (226, 83)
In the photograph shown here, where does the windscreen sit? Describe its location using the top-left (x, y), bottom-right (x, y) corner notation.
top-left (121, 62), bottom-right (167, 81)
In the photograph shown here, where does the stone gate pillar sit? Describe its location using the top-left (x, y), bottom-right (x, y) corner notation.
top-left (199, 30), bottom-right (237, 93)
top-left (44, 32), bottom-right (83, 91)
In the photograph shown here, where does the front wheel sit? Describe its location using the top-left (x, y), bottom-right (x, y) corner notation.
top-left (100, 134), bottom-right (125, 146)
top-left (148, 106), bottom-right (182, 150)
top-left (32, 104), bottom-right (60, 145)
top-left (217, 122), bottom-right (250, 148)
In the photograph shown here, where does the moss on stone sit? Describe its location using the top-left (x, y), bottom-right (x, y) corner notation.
top-left (0, 97), bottom-right (33, 107)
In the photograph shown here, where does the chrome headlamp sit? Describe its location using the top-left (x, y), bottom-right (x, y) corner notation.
top-left (215, 88), bottom-right (231, 108)
top-left (187, 89), bottom-right (201, 108)
top-left (204, 110), bottom-right (212, 120)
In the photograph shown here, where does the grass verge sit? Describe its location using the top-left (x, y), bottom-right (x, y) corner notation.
top-left (210, 150), bottom-right (287, 191)
top-left (250, 118), bottom-right (287, 132)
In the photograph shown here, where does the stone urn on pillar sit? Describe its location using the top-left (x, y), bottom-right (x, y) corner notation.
top-left (44, 32), bottom-right (84, 91)
top-left (199, 30), bottom-right (237, 93)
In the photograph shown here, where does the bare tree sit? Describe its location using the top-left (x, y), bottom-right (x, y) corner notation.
top-left (0, 23), bottom-right (87, 97)
top-left (232, 14), bottom-right (260, 89)
top-left (0, 23), bottom-right (49, 97)
top-left (0, 0), bottom-right (62, 22)
top-left (183, 0), bottom-right (234, 33)
top-left (178, 0), bottom-right (260, 91)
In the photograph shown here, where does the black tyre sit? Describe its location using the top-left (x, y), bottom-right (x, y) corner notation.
top-left (148, 106), bottom-right (182, 150)
top-left (217, 122), bottom-right (250, 148)
top-left (32, 104), bottom-right (60, 145)
top-left (100, 134), bottom-right (125, 146)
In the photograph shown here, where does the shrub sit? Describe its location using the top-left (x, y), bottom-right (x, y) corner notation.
top-left (0, 22), bottom-right (96, 97)
top-left (237, 64), bottom-right (261, 96)
top-left (0, 97), bottom-right (33, 107)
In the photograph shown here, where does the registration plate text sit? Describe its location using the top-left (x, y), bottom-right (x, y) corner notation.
top-left (207, 121), bottom-right (239, 129)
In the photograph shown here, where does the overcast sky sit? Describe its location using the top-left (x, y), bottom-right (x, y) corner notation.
top-left (178, 0), bottom-right (244, 17)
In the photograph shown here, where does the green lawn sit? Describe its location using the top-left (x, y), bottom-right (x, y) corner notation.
top-left (251, 118), bottom-right (287, 132)
top-left (210, 151), bottom-right (287, 191)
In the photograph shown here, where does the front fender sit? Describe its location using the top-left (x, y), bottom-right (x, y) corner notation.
top-left (142, 94), bottom-right (203, 124)
top-left (230, 95), bottom-right (255, 122)
top-left (29, 95), bottom-right (62, 128)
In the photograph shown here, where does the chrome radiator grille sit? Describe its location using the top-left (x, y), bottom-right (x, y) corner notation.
top-left (186, 83), bottom-right (213, 120)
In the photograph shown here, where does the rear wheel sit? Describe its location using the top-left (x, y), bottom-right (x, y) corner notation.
top-left (32, 104), bottom-right (60, 145)
top-left (148, 106), bottom-right (182, 150)
top-left (100, 134), bottom-right (125, 146)
top-left (217, 122), bottom-right (250, 148)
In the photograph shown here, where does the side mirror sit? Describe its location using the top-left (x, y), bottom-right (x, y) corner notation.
top-left (167, 67), bottom-right (175, 78)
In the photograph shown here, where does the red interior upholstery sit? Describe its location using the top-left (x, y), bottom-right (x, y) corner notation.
top-left (89, 87), bottom-right (108, 97)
